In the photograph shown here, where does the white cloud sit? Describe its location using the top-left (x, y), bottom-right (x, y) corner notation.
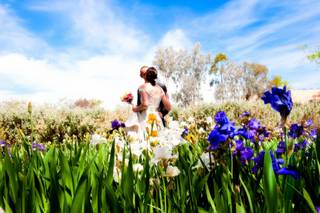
top-left (225, 4), bottom-right (320, 55)
top-left (191, 0), bottom-right (259, 34)
top-left (0, 1), bottom-right (158, 108)
top-left (0, 53), bottom-right (145, 108)
top-left (185, 0), bottom-right (320, 89)
top-left (28, 0), bottom-right (150, 56)
top-left (1, 0), bottom-right (319, 109)
top-left (157, 29), bottom-right (192, 50)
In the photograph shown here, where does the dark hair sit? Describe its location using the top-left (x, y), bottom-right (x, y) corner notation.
top-left (146, 67), bottom-right (157, 86)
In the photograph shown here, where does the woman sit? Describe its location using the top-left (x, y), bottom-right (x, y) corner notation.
top-left (126, 67), bottom-right (171, 140)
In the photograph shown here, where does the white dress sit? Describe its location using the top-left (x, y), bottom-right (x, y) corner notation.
top-left (125, 83), bottom-right (164, 141)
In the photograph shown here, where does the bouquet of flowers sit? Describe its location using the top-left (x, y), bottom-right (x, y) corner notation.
top-left (121, 92), bottom-right (133, 104)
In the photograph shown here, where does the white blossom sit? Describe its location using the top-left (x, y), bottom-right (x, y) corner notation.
top-left (133, 163), bottom-right (144, 172)
top-left (165, 165), bottom-right (181, 177)
top-left (129, 142), bottom-right (144, 157)
top-left (198, 127), bottom-right (205, 133)
top-left (193, 152), bottom-right (212, 170)
top-left (158, 128), bottom-right (185, 147)
top-left (90, 134), bottom-right (107, 145)
top-left (206, 117), bottom-right (213, 124)
top-left (168, 120), bottom-right (179, 129)
top-left (151, 146), bottom-right (177, 164)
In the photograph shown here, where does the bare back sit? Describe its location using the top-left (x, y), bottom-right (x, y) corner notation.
top-left (139, 83), bottom-right (164, 110)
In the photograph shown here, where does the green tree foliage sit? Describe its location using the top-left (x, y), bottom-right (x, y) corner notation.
top-left (268, 75), bottom-right (289, 88)
top-left (308, 50), bottom-right (320, 64)
top-left (209, 53), bottom-right (228, 86)
top-left (210, 53), bottom-right (228, 74)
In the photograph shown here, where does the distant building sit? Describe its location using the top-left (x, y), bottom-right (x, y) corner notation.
top-left (291, 89), bottom-right (320, 103)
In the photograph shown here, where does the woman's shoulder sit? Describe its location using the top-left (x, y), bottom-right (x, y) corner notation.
top-left (155, 84), bottom-right (165, 95)
top-left (138, 83), bottom-right (148, 92)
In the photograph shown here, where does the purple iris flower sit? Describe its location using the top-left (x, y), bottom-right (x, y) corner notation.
top-left (301, 140), bottom-right (308, 149)
top-left (261, 86), bottom-right (293, 120)
top-left (270, 152), bottom-right (284, 171)
top-left (252, 151), bottom-right (265, 173)
top-left (276, 168), bottom-right (300, 180)
top-left (252, 151), bottom-right (300, 179)
top-left (236, 128), bottom-right (248, 139)
top-left (235, 128), bottom-right (256, 142)
top-left (240, 147), bottom-right (254, 164)
top-left (233, 140), bottom-right (244, 155)
top-left (288, 124), bottom-right (304, 139)
top-left (219, 122), bottom-right (236, 135)
top-left (311, 129), bottom-right (318, 139)
top-left (247, 130), bottom-right (257, 142)
top-left (258, 127), bottom-right (270, 138)
top-left (208, 127), bottom-right (228, 150)
top-left (214, 111), bottom-right (229, 126)
top-left (0, 140), bottom-right (10, 147)
top-left (208, 112), bottom-right (235, 150)
top-left (233, 140), bottom-right (253, 164)
top-left (182, 127), bottom-right (189, 136)
top-left (294, 140), bottom-right (309, 152)
top-left (32, 142), bottom-right (46, 151)
top-left (270, 152), bottom-right (300, 180)
top-left (253, 126), bottom-right (270, 142)
top-left (276, 141), bottom-right (286, 157)
top-left (236, 119), bottom-right (268, 143)
top-left (111, 119), bottom-right (125, 130)
top-left (235, 140), bottom-right (244, 151)
top-left (258, 135), bottom-right (264, 142)
top-left (249, 118), bottom-right (260, 130)
top-left (316, 206), bottom-right (320, 213)
top-left (240, 111), bottom-right (250, 118)
top-left (306, 119), bottom-right (312, 127)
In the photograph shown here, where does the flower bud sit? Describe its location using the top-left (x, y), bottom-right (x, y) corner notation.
top-left (27, 102), bottom-right (32, 114)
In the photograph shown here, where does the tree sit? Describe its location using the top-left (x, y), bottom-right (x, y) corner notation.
top-left (153, 43), bottom-right (212, 106)
top-left (172, 75), bottom-right (199, 106)
top-left (213, 61), bottom-right (245, 101)
top-left (73, 98), bottom-right (102, 108)
top-left (210, 53), bottom-right (228, 86)
top-left (153, 47), bottom-right (188, 83)
top-left (307, 50), bottom-right (320, 64)
top-left (209, 54), bottom-right (269, 101)
top-left (268, 75), bottom-right (288, 88)
top-left (242, 62), bottom-right (268, 100)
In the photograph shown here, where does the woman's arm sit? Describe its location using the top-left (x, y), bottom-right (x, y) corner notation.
top-left (132, 89), bottom-right (148, 112)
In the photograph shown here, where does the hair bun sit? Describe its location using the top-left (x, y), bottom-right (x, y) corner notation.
top-left (146, 67), bottom-right (157, 86)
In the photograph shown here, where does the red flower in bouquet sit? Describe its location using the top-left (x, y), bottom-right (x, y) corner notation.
top-left (121, 92), bottom-right (133, 104)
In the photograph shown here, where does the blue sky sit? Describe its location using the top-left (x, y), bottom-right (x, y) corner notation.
top-left (0, 0), bottom-right (319, 107)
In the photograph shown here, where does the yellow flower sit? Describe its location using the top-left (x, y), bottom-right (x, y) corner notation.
top-left (151, 130), bottom-right (158, 137)
top-left (150, 139), bottom-right (158, 146)
top-left (147, 113), bottom-right (157, 123)
top-left (186, 134), bottom-right (197, 143)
